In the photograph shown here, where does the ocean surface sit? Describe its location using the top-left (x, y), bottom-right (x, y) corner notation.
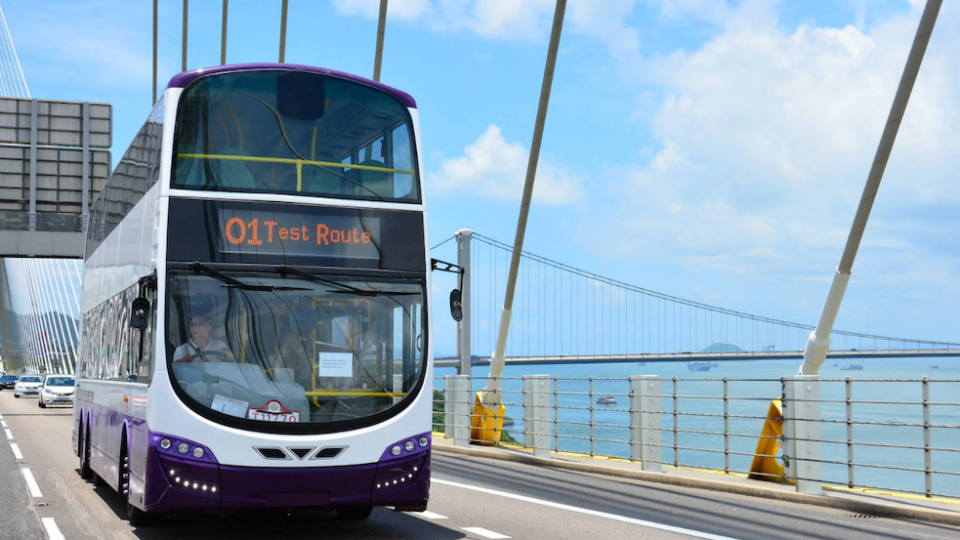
top-left (434, 356), bottom-right (960, 498)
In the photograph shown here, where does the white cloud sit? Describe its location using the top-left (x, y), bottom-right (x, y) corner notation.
top-left (432, 124), bottom-right (583, 204)
top-left (589, 1), bottom-right (960, 282)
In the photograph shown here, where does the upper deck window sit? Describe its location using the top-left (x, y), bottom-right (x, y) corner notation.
top-left (173, 70), bottom-right (419, 203)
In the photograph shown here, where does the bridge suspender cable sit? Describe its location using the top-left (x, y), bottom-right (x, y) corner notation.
top-left (152, 0), bottom-right (158, 103)
top-left (182, 0), bottom-right (188, 72)
top-left (799, 0), bottom-right (942, 376)
top-left (480, 0), bottom-right (567, 407)
top-left (373, 0), bottom-right (388, 82)
top-left (221, 0), bottom-right (229, 65)
top-left (279, 0), bottom-right (289, 63)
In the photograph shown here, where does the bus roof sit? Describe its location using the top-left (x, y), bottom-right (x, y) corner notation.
top-left (166, 63), bottom-right (417, 109)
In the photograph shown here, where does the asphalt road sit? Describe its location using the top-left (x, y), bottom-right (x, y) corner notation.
top-left (1, 389), bottom-right (959, 540)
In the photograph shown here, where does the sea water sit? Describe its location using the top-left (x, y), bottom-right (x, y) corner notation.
top-left (434, 356), bottom-right (960, 498)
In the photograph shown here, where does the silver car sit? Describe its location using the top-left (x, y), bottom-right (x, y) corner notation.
top-left (39, 376), bottom-right (75, 408)
top-left (14, 375), bottom-right (44, 398)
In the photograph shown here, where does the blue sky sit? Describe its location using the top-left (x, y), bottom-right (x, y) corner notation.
top-left (6, 0), bottom-right (959, 354)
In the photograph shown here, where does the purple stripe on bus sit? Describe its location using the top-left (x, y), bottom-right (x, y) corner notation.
top-left (166, 63), bottom-right (417, 108)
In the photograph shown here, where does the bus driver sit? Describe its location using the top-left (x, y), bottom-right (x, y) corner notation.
top-left (173, 315), bottom-right (235, 363)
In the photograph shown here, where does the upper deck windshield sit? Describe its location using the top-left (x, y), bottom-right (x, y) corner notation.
top-left (166, 271), bottom-right (425, 433)
top-left (173, 69), bottom-right (419, 203)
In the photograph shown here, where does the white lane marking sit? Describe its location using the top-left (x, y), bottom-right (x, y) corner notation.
top-left (1, 420), bottom-right (7, 427)
top-left (22, 468), bottom-right (43, 497)
top-left (417, 510), bottom-right (449, 520)
top-left (10, 443), bottom-right (23, 459)
top-left (4, 428), bottom-right (12, 439)
top-left (42, 518), bottom-right (65, 540)
top-left (462, 527), bottom-right (510, 539)
top-left (0, 413), bottom-right (4, 419)
top-left (434, 478), bottom-right (742, 540)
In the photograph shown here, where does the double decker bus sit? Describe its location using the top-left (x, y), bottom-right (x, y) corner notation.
top-left (74, 64), bottom-right (432, 524)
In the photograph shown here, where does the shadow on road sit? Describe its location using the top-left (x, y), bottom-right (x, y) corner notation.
top-left (87, 478), bottom-right (463, 540)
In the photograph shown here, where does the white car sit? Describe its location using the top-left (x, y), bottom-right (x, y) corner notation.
top-left (39, 376), bottom-right (75, 408)
top-left (13, 375), bottom-right (44, 398)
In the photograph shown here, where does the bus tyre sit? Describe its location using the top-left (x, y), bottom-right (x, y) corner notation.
top-left (79, 424), bottom-right (93, 480)
top-left (336, 506), bottom-right (373, 520)
top-left (38, 401), bottom-right (45, 408)
top-left (93, 472), bottom-right (106, 487)
top-left (127, 502), bottom-right (152, 527)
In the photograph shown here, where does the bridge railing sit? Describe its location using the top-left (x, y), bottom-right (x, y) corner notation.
top-left (434, 375), bottom-right (960, 500)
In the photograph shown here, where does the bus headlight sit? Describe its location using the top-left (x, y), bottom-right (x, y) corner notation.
top-left (193, 447), bottom-right (205, 458)
top-left (177, 442), bottom-right (190, 454)
top-left (404, 441), bottom-right (415, 452)
top-left (160, 438), bottom-right (172, 450)
top-left (418, 436), bottom-right (429, 447)
top-left (391, 445), bottom-right (402, 456)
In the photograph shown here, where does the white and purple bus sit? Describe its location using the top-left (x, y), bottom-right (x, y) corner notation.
top-left (73, 64), bottom-right (433, 524)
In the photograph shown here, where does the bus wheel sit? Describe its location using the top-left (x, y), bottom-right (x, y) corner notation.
top-left (121, 439), bottom-right (152, 526)
top-left (79, 422), bottom-right (92, 480)
top-left (336, 506), bottom-right (373, 520)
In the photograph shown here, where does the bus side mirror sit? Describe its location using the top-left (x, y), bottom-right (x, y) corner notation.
top-left (449, 289), bottom-right (463, 322)
top-left (131, 297), bottom-right (150, 330)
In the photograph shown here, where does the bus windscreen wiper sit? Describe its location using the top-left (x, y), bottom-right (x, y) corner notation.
top-left (274, 265), bottom-right (366, 293)
top-left (191, 262), bottom-right (308, 291)
top-left (326, 289), bottom-right (418, 297)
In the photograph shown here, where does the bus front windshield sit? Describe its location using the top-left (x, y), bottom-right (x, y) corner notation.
top-left (166, 272), bottom-right (425, 430)
top-left (172, 70), bottom-right (419, 203)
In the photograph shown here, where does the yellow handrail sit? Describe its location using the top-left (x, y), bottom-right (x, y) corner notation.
top-left (305, 390), bottom-right (406, 398)
top-left (177, 153), bottom-right (413, 175)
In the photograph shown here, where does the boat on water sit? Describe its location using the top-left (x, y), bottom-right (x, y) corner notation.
top-left (636, 362), bottom-right (647, 367)
top-left (711, 362), bottom-right (719, 367)
top-left (687, 361), bottom-right (712, 372)
top-left (596, 396), bottom-right (617, 406)
top-left (840, 361), bottom-right (864, 371)
top-left (930, 364), bottom-right (939, 369)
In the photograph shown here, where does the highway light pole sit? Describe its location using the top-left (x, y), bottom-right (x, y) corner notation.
top-left (799, 0), bottom-right (942, 376)
top-left (480, 0), bottom-right (566, 411)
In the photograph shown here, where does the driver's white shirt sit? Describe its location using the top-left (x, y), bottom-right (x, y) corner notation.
top-left (173, 339), bottom-right (230, 362)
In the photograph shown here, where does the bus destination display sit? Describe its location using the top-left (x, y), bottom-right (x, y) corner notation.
top-left (217, 207), bottom-right (381, 260)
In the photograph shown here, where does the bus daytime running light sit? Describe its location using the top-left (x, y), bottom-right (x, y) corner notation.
top-left (160, 438), bottom-right (172, 450)
top-left (404, 441), bottom-right (415, 452)
top-left (177, 442), bottom-right (189, 454)
top-left (391, 445), bottom-right (402, 456)
top-left (418, 436), bottom-right (428, 447)
top-left (193, 447), bottom-right (205, 458)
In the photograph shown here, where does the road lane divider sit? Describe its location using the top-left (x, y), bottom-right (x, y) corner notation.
top-left (462, 527), bottom-right (510, 539)
top-left (22, 468), bottom-right (43, 498)
top-left (2, 420), bottom-right (7, 427)
top-left (5, 428), bottom-right (12, 439)
top-left (434, 478), bottom-right (742, 540)
top-left (10, 442), bottom-right (23, 459)
top-left (42, 518), bottom-right (65, 540)
top-left (417, 511), bottom-right (449, 520)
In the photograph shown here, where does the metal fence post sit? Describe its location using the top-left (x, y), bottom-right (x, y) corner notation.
top-left (523, 375), bottom-right (551, 458)
top-left (447, 375), bottom-right (471, 447)
top-left (922, 376), bottom-right (932, 497)
top-left (784, 375), bottom-right (822, 495)
top-left (845, 377), bottom-right (854, 489)
top-left (723, 377), bottom-right (730, 474)
top-left (672, 377), bottom-right (679, 467)
top-left (631, 375), bottom-right (663, 472)
top-left (589, 376), bottom-right (595, 456)
top-left (553, 376), bottom-right (559, 451)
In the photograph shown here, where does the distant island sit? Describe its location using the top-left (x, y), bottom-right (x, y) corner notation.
top-left (699, 343), bottom-right (744, 354)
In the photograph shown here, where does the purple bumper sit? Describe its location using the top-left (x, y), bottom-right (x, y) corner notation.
top-left (143, 444), bottom-right (430, 512)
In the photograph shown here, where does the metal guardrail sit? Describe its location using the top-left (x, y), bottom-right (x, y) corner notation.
top-left (433, 375), bottom-right (960, 500)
